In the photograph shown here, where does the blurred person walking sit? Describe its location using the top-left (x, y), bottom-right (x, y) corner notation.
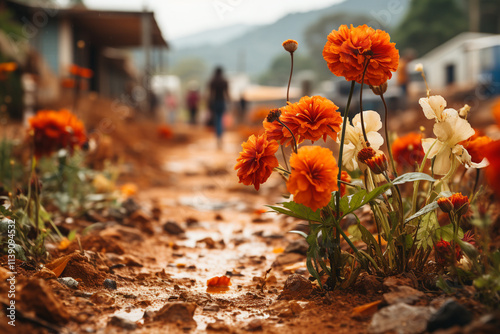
top-left (208, 66), bottom-right (230, 148)
top-left (186, 81), bottom-right (200, 125)
top-left (165, 90), bottom-right (178, 124)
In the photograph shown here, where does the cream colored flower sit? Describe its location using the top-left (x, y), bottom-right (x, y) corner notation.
top-left (419, 95), bottom-right (458, 122)
top-left (414, 63), bottom-right (423, 72)
top-left (422, 115), bottom-right (488, 175)
top-left (338, 110), bottom-right (384, 171)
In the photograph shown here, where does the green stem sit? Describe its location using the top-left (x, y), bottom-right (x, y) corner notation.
top-left (381, 93), bottom-right (398, 177)
top-left (411, 140), bottom-right (437, 215)
top-left (287, 53), bottom-right (294, 102)
top-left (336, 81), bottom-right (356, 217)
top-left (358, 59), bottom-right (370, 146)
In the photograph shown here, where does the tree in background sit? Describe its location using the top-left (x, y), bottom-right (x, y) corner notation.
top-left (393, 0), bottom-right (468, 57)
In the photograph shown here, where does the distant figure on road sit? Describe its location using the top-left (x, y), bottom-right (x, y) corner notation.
top-left (208, 66), bottom-right (230, 148)
top-left (237, 92), bottom-right (248, 125)
top-left (165, 90), bottom-right (178, 124)
top-left (186, 81), bottom-right (200, 125)
top-left (397, 48), bottom-right (416, 110)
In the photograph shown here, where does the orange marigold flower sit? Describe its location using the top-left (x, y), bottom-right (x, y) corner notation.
top-left (484, 140), bottom-right (500, 198)
top-left (279, 95), bottom-right (342, 144)
top-left (235, 133), bottom-right (279, 190)
top-left (29, 109), bottom-right (86, 159)
top-left (287, 146), bottom-right (339, 211)
top-left (437, 197), bottom-right (453, 213)
top-left (340, 171), bottom-right (351, 197)
top-left (392, 132), bottom-right (425, 169)
top-left (323, 24), bottom-right (399, 86)
top-left (357, 147), bottom-right (377, 163)
top-left (282, 39), bottom-right (298, 53)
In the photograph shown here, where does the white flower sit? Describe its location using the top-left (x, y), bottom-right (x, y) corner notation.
top-left (419, 95), bottom-right (458, 122)
top-left (414, 63), bottom-right (423, 72)
top-left (422, 115), bottom-right (488, 175)
top-left (338, 110), bottom-right (384, 171)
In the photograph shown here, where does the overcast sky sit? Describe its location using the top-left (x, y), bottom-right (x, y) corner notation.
top-left (82, 0), bottom-right (344, 40)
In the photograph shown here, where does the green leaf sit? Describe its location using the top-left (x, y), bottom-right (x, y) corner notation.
top-left (392, 172), bottom-right (435, 185)
top-left (406, 201), bottom-right (439, 223)
top-left (435, 224), bottom-right (464, 241)
top-left (416, 212), bottom-right (439, 250)
top-left (267, 201), bottom-right (322, 222)
top-left (336, 183), bottom-right (392, 217)
top-left (347, 224), bottom-right (362, 242)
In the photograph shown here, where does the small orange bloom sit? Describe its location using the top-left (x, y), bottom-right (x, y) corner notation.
top-left (437, 197), bottom-right (453, 213)
top-left (339, 171), bottom-right (351, 197)
top-left (357, 147), bottom-right (377, 163)
top-left (365, 153), bottom-right (388, 175)
top-left (69, 64), bottom-right (93, 78)
top-left (492, 98), bottom-right (500, 127)
top-left (392, 133), bottom-right (425, 170)
top-left (29, 109), bottom-right (86, 158)
top-left (0, 62), bottom-right (17, 80)
top-left (280, 96), bottom-right (342, 144)
top-left (449, 193), bottom-right (469, 216)
top-left (484, 140), bottom-right (500, 198)
top-left (323, 25), bottom-right (399, 86)
top-left (235, 133), bottom-right (279, 190)
top-left (282, 39), bottom-right (298, 53)
top-left (158, 125), bottom-right (173, 139)
top-left (287, 146), bottom-right (339, 211)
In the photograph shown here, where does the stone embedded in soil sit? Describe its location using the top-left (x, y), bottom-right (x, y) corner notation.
top-left (163, 221), bottom-right (185, 235)
top-left (426, 299), bottom-right (472, 332)
top-left (109, 315), bottom-right (137, 330)
top-left (91, 291), bottom-right (115, 305)
top-left (203, 303), bottom-right (220, 312)
top-left (19, 278), bottom-right (70, 324)
top-left (284, 239), bottom-right (309, 255)
top-left (354, 274), bottom-right (384, 294)
top-left (383, 285), bottom-right (425, 305)
top-left (272, 253), bottom-right (304, 267)
top-left (368, 303), bottom-right (436, 334)
top-left (269, 300), bottom-right (304, 318)
top-left (58, 277), bottom-right (79, 289)
top-left (245, 319), bottom-right (263, 331)
top-left (104, 278), bottom-right (118, 290)
top-left (152, 302), bottom-right (197, 324)
top-left (122, 197), bottom-right (140, 215)
top-left (383, 276), bottom-right (416, 291)
top-left (278, 274), bottom-right (313, 300)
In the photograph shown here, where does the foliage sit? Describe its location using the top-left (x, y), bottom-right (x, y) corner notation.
top-left (393, 0), bottom-right (468, 56)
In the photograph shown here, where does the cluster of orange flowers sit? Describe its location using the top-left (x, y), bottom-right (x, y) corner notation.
top-left (236, 25), bottom-right (401, 211)
top-left (391, 133), bottom-right (425, 170)
top-left (29, 109), bottom-right (86, 158)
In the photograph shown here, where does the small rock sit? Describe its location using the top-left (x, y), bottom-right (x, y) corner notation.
top-left (122, 198), bottom-right (140, 215)
top-left (427, 299), bottom-right (472, 332)
top-left (284, 239), bottom-right (309, 255)
top-left (278, 274), bottom-right (313, 300)
top-left (185, 217), bottom-right (199, 226)
top-left (203, 304), bottom-right (220, 312)
top-left (206, 321), bottom-right (230, 331)
top-left (109, 315), bottom-right (137, 330)
top-left (383, 276), bottom-right (415, 291)
top-left (369, 303), bottom-right (436, 334)
top-left (58, 277), bottom-right (79, 289)
top-left (383, 285), bottom-right (425, 305)
top-left (272, 253), bottom-right (304, 267)
top-left (104, 279), bottom-right (117, 290)
top-left (153, 302), bottom-right (197, 324)
top-left (246, 319), bottom-right (263, 331)
top-left (163, 221), bottom-right (185, 235)
top-left (91, 291), bottom-right (115, 305)
top-left (355, 274), bottom-right (384, 294)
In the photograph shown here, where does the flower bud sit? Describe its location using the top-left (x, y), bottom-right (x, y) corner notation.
top-left (459, 104), bottom-right (470, 118)
top-left (357, 147), bottom-right (377, 163)
top-left (437, 197), bottom-right (453, 213)
top-left (266, 108), bottom-right (282, 123)
top-left (450, 192), bottom-right (469, 217)
top-left (282, 39), bottom-right (298, 53)
top-left (369, 82), bottom-right (388, 96)
top-left (415, 63), bottom-right (423, 72)
top-left (365, 153), bottom-right (388, 175)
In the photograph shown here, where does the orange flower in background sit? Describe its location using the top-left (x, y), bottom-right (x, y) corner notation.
top-left (158, 124), bottom-right (173, 139)
top-left (449, 193), bottom-right (470, 216)
top-left (282, 39), bottom-right (298, 53)
top-left (392, 133), bottom-right (425, 169)
top-left (0, 62), bottom-right (17, 80)
top-left (235, 133), bottom-right (279, 190)
top-left (323, 24), bottom-right (399, 86)
top-left (484, 140), bottom-right (500, 198)
top-left (69, 64), bottom-right (93, 79)
top-left (339, 171), bottom-right (351, 197)
top-left (492, 98), bottom-right (500, 126)
top-left (460, 134), bottom-right (492, 164)
top-left (29, 109), bottom-right (86, 158)
top-left (280, 95), bottom-right (342, 144)
top-left (287, 146), bottom-right (339, 211)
